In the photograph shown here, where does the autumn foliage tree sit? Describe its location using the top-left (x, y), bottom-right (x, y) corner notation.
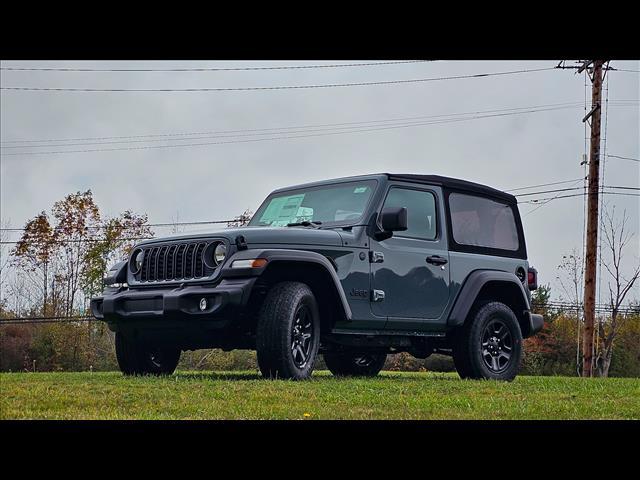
top-left (82, 211), bottom-right (153, 298)
top-left (11, 212), bottom-right (58, 315)
top-left (11, 190), bottom-right (153, 316)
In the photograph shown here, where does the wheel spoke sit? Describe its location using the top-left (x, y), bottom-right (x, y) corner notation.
top-left (491, 356), bottom-right (500, 371)
top-left (297, 344), bottom-right (307, 363)
top-left (290, 304), bottom-right (314, 368)
top-left (499, 351), bottom-right (511, 361)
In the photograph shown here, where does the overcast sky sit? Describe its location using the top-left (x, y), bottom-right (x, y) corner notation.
top-left (1, 60), bottom-right (638, 303)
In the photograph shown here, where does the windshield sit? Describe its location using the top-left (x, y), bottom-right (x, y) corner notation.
top-left (249, 180), bottom-right (377, 227)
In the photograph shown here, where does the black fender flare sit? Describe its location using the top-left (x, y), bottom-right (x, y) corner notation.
top-left (447, 270), bottom-right (531, 328)
top-left (220, 248), bottom-right (352, 320)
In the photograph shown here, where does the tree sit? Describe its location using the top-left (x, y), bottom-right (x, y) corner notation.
top-left (227, 208), bottom-right (254, 227)
top-left (82, 211), bottom-right (153, 298)
top-left (555, 249), bottom-right (586, 375)
top-left (595, 206), bottom-right (640, 377)
top-left (11, 191), bottom-right (153, 317)
top-left (51, 190), bottom-right (101, 316)
top-left (11, 212), bottom-right (58, 315)
top-left (556, 249), bottom-right (584, 319)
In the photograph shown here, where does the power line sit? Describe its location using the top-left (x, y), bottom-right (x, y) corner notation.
top-left (506, 178), bottom-right (585, 192)
top-left (0, 317), bottom-right (96, 325)
top-left (0, 102), bottom-right (589, 148)
top-left (0, 67), bottom-right (556, 92)
top-left (0, 105), bottom-right (584, 157)
top-left (2, 100), bottom-right (636, 146)
top-left (606, 154), bottom-right (640, 163)
top-left (520, 191), bottom-right (640, 206)
top-left (2, 189), bottom-right (638, 243)
top-left (0, 218), bottom-right (236, 233)
top-left (3, 301), bottom-right (637, 324)
top-left (515, 186), bottom-right (585, 197)
top-left (515, 185), bottom-right (639, 198)
top-left (0, 236), bottom-right (153, 245)
top-left (0, 60), bottom-right (434, 73)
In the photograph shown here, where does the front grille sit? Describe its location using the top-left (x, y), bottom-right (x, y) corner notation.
top-left (139, 241), bottom-right (210, 282)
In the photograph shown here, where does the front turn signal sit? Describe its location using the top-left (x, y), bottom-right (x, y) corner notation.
top-left (231, 258), bottom-right (268, 269)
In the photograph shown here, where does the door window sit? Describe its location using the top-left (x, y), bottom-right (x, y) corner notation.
top-left (381, 188), bottom-right (437, 240)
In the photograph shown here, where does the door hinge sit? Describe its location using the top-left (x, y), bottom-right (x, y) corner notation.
top-left (369, 251), bottom-right (384, 263)
top-left (372, 289), bottom-right (385, 302)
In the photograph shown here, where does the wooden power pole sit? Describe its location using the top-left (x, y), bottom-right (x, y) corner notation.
top-left (581, 60), bottom-right (604, 377)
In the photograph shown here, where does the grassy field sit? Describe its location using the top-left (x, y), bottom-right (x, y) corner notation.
top-left (1, 370), bottom-right (638, 420)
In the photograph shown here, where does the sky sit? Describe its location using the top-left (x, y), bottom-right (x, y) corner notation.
top-left (1, 60), bottom-right (639, 303)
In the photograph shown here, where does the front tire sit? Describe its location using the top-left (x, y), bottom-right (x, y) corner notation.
top-left (452, 301), bottom-right (522, 381)
top-left (115, 332), bottom-right (181, 376)
top-left (324, 352), bottom-right (387, 377)
top-left (256, 281), bottom-right (320, 380)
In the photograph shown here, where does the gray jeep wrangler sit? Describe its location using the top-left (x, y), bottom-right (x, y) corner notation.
top-left (91, 173), bottom-right (543, 381)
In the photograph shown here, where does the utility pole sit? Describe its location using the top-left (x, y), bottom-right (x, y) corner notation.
top-left (556, 59), bottom-right (611, 377)
top-left (581, 60), bottom-right (604, 377)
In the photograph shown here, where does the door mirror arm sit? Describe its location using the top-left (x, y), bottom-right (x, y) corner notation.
top-left (367, 207), bottom-right (408, 241)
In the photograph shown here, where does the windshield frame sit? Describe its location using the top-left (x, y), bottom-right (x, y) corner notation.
top-left (249, 178), bottom-right (380, 229)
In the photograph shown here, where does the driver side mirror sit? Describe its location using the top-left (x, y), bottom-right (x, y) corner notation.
top-left (375, 207), bottom-right (407, 240)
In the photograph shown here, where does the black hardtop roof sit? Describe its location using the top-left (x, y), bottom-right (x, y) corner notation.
top-left (271, 173), bottom-right (515, 204)
top-left (386, 173), bottom-right (516, 203)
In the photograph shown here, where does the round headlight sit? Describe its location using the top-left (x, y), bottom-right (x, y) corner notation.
top-left (214, 243), bottom-right (227, 265)
top-left (131, 249), bottom-right (144, 273)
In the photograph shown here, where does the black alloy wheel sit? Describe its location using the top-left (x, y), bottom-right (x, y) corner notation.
top-left (481, 318), bottom-right (514, 373)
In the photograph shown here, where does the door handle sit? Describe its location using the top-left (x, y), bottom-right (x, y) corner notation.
top-left (426, 255), bottom-right (448, 266)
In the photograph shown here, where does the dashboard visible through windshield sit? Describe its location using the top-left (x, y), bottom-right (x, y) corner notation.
top-left (249, 180), bottom-right (377, 228)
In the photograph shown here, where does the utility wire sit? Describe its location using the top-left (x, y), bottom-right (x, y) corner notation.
top-left (2, 189), bottom-right (638, 243)
top-left (520, 191), bottom-right (640, 206)
top-left (0, 105), bottom-right (583, 157)
top-left (0, 219), bottom-right (236, 233)
top-left (0, 236), bottom-right (153, 245)
top-left (2, 100), bottom-right (635, 146)
top-left (0, 102), bottom-right (589, 149)
top-left (515, 185), bottom-right (639, 197)
top-left (606, 154), bottom-right (640, 163)
top-left (506, 178), bottom-right (585, 192)
top-left (0, 60), bottom-right (434, 72)
top-left (3, 301), bottom-right (638, 324)
top-left (0, 67), bottom-right (556, 92)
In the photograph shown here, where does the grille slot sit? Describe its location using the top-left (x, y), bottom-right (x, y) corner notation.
top-left (138, 241), bottom-right (209, 282)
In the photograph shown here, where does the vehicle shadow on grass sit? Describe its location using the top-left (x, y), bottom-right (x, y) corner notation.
top-left (175, 371), bottom-right (265, 381)
top-left (173, 370), bottom-right (462, 382)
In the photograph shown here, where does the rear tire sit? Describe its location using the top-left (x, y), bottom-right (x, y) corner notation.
top-left (324, 352), bottom-right (387, 377)
top-left (452, 301), bottom-right (522, 381)
top-left (256, 281), bottom-right (320, 380)
top-left (115, 332), bottom-right (181, 376)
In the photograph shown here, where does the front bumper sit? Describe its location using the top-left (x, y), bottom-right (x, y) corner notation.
top-left (90, 278), bottom-right (256, 324)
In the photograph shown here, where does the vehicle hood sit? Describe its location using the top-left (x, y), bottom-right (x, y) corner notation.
top-left (136, 226), bottom-right (344, 248)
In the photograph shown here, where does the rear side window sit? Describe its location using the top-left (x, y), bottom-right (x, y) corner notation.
top-left (382, 187), bottom-right (437, 240)
top-left (449, 193), bottom-right (519, 251)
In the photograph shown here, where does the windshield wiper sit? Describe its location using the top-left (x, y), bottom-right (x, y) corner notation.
top-left (286, 221), bottom-right (323, 228)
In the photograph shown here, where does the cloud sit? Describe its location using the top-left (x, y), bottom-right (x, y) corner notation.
top-left (1, 60), bottom-right (638, 300)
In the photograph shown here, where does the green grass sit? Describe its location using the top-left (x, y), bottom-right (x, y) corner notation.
top-left (1, 370), bottom-right (638, 420)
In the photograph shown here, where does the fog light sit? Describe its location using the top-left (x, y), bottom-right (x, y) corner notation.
top-left (199, 298), bottom-right (208, 311)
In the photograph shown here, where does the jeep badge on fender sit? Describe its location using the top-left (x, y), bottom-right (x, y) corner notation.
top-left (91, 174), bottom-right (543, 381)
